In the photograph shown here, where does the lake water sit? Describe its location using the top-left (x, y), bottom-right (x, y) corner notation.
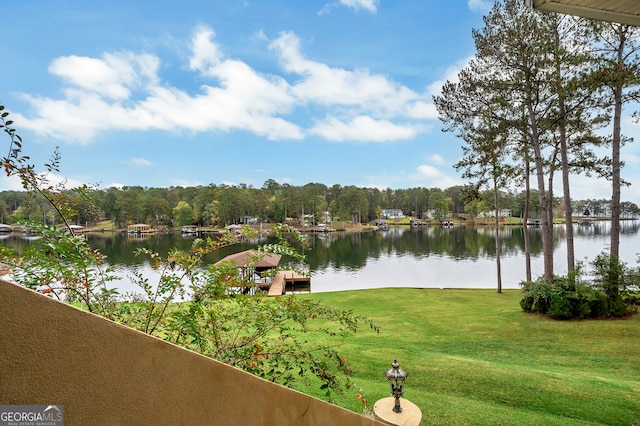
top-left (2, 220), bottom-right (639, 293)
top-left (303, 221), bottom-right (640, 292)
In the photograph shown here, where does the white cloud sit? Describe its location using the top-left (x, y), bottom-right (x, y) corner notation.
top-left (253, 29), bottom-right (268, 42)
top-left (44, 172), bottom-right (87, 190)
top-left (270, 31), bottom-right (418, 113)
top-left (467, 0), bottom-right (492, 13)
top-left (16, 26), bottom-right (302, 142)
top-left (15, 25), bottom-right (435, 144)
top-left (339, 0), bottom-right (378, 13)
top-left (188, 25), bottom-right (224, 73)
top-left (417, 164), bottom-right (461, 188)
top-left (429, 154), bottom-right (445, 165)
top-left (49, 52), bottom-right (159, 100)
top-left (406, 101), bottom-right (438, 120)
top-left (319, 0), bottom-right (378, 15)
top-left (0, 174), bottom-right (24, 191)
top-left (361, 166), bottom-right (462, 190)
top-left (417, 164), bottom-right (443, 179)
top-left (169, 178), bottom-right (204, 187)
top-left (0, 171), bottom-right (86, 191)
top-left (16, 91), bottom-right (143, 142)
top-left (131, 157), bottom-right (151, 167)
top-left (310, 115), bottom-right (418, 142)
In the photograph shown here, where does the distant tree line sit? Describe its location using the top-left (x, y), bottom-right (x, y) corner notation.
top-left (1, 181), bottom-right (637, 228)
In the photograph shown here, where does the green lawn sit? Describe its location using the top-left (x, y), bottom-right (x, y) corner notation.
top-left (295, 289), bottom-right (640, 425)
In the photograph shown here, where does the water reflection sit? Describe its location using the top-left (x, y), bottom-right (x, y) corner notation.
top-left (305, 225), bottom-right (547, 270)
top-left (1, 220), bottom-right (639, 293)
top-left (305, 221), bottom-right (640, 292)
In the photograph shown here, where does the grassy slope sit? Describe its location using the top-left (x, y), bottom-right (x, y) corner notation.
top-left (296, 289), bottom-right (639, 425)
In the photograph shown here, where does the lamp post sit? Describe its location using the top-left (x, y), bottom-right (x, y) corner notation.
top-left (385, 358), bottom-right (408, 413)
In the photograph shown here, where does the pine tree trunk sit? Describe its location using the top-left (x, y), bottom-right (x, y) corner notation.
top-left (493, 176), bottom-right (502, 293)
top-left (555, 50), bottom-right (575, 273)
top-left (523, 157), bottom-right (532, 282)
top-left (611, 85), bottom-right (622, 261)
top-left (527, 103), bottom-right (554, 280)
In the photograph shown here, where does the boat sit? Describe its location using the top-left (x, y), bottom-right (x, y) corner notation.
top-left (372, 219), bottom-right (390, 230)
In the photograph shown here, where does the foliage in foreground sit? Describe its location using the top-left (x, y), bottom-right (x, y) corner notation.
top-left (520, 253), bottom-right (640, 319)
top-left (0, 220), bottom-right (378, 401)
top-left (0, 104), bottom-right (378, 405)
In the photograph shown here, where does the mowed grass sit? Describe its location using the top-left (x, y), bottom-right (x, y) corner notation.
top-left (294, 289), bottom-right (640, 425)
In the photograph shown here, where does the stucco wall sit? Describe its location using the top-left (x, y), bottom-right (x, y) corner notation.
top-left (0, 280), bottom-right (383, 425)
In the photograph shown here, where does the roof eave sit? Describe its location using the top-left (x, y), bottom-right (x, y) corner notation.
top-left (527, 0), bottom-right (640, 27)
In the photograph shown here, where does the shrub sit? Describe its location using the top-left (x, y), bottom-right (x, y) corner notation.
top-left (520, 254), bottom-right (639, 320)
top-left (575, 285), bottom-right (608, 318)
top-left (519, 278), bottom-right (555, 313)
top-left (591, 253), bottom-right (637, 317)
top-left (547, 296), bottom-right (574, 320)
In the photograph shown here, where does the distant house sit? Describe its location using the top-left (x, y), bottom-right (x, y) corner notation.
top-left (300, 214), bottom-right (315, 227)
top-left (381, 209), bottom-right (404, 219)
top-left (422, 210), bottom-right (436, 220)
top-left (482, 209), bottom-right (512, 218)
top-left (239, 216), bottom-right (258, 225)
top-left (320, 211), bottom-right (333, 223)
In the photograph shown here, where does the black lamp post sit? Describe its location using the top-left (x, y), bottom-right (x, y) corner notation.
top-left (385, 358), bottom-right (408, 413)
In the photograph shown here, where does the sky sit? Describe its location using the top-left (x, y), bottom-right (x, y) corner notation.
top-left (1, 0), bottom-right (640, 202)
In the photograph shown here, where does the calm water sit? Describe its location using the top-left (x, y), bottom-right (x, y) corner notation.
top-left (2, 221), bottom-right (639, 293)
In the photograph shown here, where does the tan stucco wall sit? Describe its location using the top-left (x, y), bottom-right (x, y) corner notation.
top-left (0, 280), bottom-right (383, 425)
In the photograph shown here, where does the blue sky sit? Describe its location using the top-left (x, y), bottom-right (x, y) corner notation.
top-left (1, 0), bottom-right (639, 202)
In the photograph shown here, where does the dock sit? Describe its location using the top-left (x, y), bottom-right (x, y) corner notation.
top-left (268, 270), bottom-right (311, 296)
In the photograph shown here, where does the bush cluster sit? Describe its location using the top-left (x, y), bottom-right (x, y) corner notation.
top-left (520, 254), bottom-right (639, 320)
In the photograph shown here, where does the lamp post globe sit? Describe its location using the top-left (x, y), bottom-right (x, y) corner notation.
top-left (385, 358), bottom-right (408, 413)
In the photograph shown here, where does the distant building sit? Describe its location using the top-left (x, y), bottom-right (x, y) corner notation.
top-left (381, 209), bottom-right (404, 219)
top-left (482, 209), bottom-right (512, 218)
top-left (421, 210), bottom-right (435, 220)
top-left (320, 211), bottom-right (333, 223)
top-left (300, 214), bottom-right (315, 227)
top-left (239, 216), bottom-right (258, 224)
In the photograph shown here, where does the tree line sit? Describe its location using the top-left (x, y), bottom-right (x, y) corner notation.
top-left (1, 181), bottom-right (638, 229)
